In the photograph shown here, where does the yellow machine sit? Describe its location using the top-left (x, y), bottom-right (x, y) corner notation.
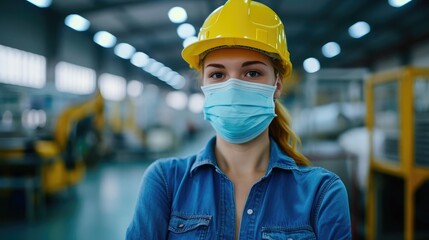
top-left (43, 91), bottom-right (104, 193)
top-left (366, 67), bottom-right (429, 239)
top-left (0, 91), bottom-right (104, 219)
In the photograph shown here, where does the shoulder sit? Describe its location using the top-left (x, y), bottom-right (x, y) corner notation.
top-left (144, 155), bottom-right (198, 181)
top-left (289, 165), bottom-right (347, 200)
top-left (294, 166), bottom-right (349, 213)
top-left (292, 165), bottom-right (341, 183)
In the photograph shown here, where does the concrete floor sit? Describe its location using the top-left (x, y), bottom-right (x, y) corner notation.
top-left (0, 131), bottom-right (214, 240)
top-left (0, 161), bottom-right (149, 240)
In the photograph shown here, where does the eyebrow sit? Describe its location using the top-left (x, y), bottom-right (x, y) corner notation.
top-left (205, 61), bottom-right (267, 69)
top-left (205, 63), bottom-right (225, 69)
top-left (241, 61), bottom-right (267, 67)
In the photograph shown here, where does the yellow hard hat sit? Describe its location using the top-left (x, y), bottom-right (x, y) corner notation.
top-left (181, 0), bottom-right (292, 77)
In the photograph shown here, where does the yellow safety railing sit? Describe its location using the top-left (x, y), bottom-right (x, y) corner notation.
top-left (366, 67), bottom-right (429, 240)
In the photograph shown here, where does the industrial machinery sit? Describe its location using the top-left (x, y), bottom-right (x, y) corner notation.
top-left (366, 67), bottom-right (429, 240)
top-left (0, 91), bottom-right (104, 219)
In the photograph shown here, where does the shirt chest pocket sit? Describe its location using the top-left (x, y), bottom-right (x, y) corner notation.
top-left (262, 226), bottom-right (316, 240)
top-left (168, 214), bottom-right (212, 240)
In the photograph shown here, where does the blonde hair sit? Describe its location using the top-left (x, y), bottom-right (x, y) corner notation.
top-left (270, 57), bottom-right (311, 166)
top-left (270, 102), bottom-right (311, 166)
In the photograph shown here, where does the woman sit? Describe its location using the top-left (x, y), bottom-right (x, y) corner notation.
top-left (126, 0), bottom-right (351, 239)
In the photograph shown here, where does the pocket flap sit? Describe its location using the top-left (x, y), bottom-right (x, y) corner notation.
top-left (168, 214), bottom-right (211, 233)
top-left (262, 226), bottom-right (316, 240)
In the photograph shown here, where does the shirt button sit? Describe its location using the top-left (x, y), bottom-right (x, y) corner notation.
top-left (246, 209), bottom-right (254, 215)
top-left (178, 223), bottom-right (185, 228)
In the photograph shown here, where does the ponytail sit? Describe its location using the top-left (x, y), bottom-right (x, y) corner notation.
top-left (269, 101), bottom-right (311, 166)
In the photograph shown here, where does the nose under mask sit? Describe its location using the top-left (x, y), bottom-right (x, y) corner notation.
top-left (201, 78), bottom-right (277, 144)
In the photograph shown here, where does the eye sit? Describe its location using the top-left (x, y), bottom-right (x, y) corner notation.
top-left (209, 72), bottom-right (224, 79)
top-left (245, 71), bottom-right (261, 78)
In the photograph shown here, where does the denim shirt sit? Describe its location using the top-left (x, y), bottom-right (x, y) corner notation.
top-left (126, 137), bottom-right (351, 239)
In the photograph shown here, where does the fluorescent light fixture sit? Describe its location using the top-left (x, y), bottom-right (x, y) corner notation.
top-left (183, 36), bottom-right (198, 48)
top-left (142, 59), bottom-right (156, 72)
top-left (303, 57), bottom-right (320, 73)
top-left (170, 75), bottom-right (186, 89)
top-left (99, 73), bottom-right (126, 101)
top-left (166, 91), bottom-right (188, 110)
top-left (114, 43), bottom-right (136, 59)
top-left (55, 61), bottom-right (96, 94)
top-left (322, 42), bottom-right (341, 58)
top-left (0, 44), bottom-right (46, 88)
top-left (388, 0), bottom-right (412, 7)
top-left (93, 31), bottom-right (117, 48)
top-left (162, 71), bottom-right (177, 83)
top-left (147, 62), bottom-right (164, 75)
top-left (348, 21), bottom-right (371, 38)
top-left (155, 67), bottom-right (171, 78)
top-left (26, 0), bottom-right (52, 8)
top-left (166, 73), bottom-right (179, 85)
top-left (188, 93), bottom-right (205, 113)
top-left (168, 7), bottom-right (187, 24)
top-left (65, 14), bottom-right (90, 32)
top-left (131, 52), bottom-right (149, 67)
top-left (127, 80), bottom-right (144, 97)
top-left (177, 23), bottom-right (195, 39)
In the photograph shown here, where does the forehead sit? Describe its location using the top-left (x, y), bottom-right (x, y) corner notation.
top-left (203, 48), bottom-right (272, 66)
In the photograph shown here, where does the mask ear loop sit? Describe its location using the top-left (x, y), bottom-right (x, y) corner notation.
top-left (273, 73), bottom-right (280, 102)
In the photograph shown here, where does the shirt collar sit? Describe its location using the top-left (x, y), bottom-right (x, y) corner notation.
top-left (190, 136), bottom-right (298, 176)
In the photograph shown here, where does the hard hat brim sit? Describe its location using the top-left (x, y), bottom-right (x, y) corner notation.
top-left (182, 37), bottom-right (291, 73)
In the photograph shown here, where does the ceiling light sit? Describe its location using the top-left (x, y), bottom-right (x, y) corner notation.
top-left (147, 62), bottom-right (164, 75)
top-left (55, 61), bottom-right (96, 94)
top-left (131, 52), bottom-right (149, 67)
top-left (127, 80), bottom-right (144, 97)
top-left (183, 36), bottom-right (198, 48)
top-left (0, 44), bottom-right (46, 88)
top-left (388, 0), bottom-right (412, 7)
top-left (162, 71), bottom-right (177, 83)
top-left (166, 91), bottom-right (188, 110)
top-left (170, 75), bottom-right (186, 89)
top-left (142, 59), bottom-right (156, 72)
top-left (348, 21), bottom-right (371, 38)
top-left (321, 42), bottom-right (341, 58)
top-left (93, 31), bottom-right (117, 48)
top-left (114, 43), bottom-right (136, 59)
top-left (168, 7), bottom-right (187, 24)
top-left (166, 73), bottom-right (180, 85)
top-left (155, 67), bottom-right (171, 78)
top-left (65, 14), bottom-right (90, 32)
top-left (177, 23), bottom-right (196, 39)
top-left (99, 73), bottom-right (126, 101)
top-left (26, 0), bottom-right (52, 8)
top-left (303, 58), bottom-right (320, 73)
top-left (188, 93), bottom-right (205, 114)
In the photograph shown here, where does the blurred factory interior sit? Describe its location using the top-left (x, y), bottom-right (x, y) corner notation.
top-left (0, 0), bottom-right (429, 239)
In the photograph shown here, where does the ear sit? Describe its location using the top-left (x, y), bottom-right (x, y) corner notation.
top-left (274, 78), bottom-right (283, 99)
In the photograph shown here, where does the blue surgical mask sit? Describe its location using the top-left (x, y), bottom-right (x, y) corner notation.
top-left (201, 78), bottom-right (277, 144)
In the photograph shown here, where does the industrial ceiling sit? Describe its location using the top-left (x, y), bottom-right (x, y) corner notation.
top-left (28, 0), bottom-right (429, 79)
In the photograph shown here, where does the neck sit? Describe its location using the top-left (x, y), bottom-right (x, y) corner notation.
top-left (215, 130), bottom-right (271, 177)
